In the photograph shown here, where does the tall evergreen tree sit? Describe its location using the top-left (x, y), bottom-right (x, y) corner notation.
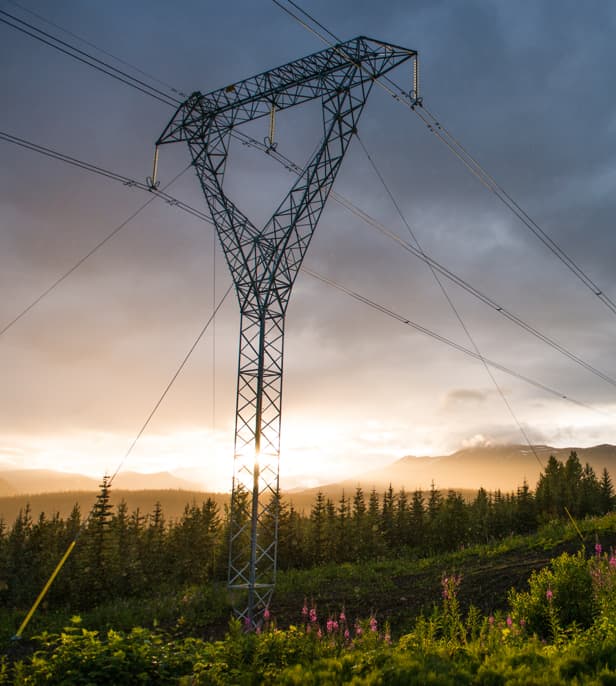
top-left (351, 487), bottom-right (368, 560)
top-left (564, 451), bottom-right (584, 516)
top-left (409, 489), bottom-right (425, 548)
top-left (79, 476), bottom-right (115, 603)
top-left (396, 488), bottom-right (411, 547)
top-left (470, 487), bottom-right (491, 543)
top-left (381, 485), bottom-right (396, 550)
top-left (308, 491), bottom-right (327, 566)
top-left (515, 480), bottom-right (537, 534)
top-left (536, 456), bottom-right (566, 518)
top-left (579, 463), bottom-right (602, 518)
top-left (599, 468), bottom-right (615, 514)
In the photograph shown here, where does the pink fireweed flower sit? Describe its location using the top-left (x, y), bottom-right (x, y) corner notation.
top-left (344, 628), bottom-right (350, 641)
top-left (317, 628), bottom-right (322, 639)
top-left (610, 555), bottom-right (616, 568)
top-left (369, 616), bottom-right (378, 633)
top-left (506, 615), bottom-right (513, 627)
top-left (309, 607), bottom-right (317, 623)
top-left (326, 618), bottom-right (335, 634)
top-left (596, 543), bottom-right (602, 557)
top-left (546, 587), bottom-right (553, 602)
top-left (339, 610), bottom-right (346, 623)
top-left (263, 608), bottom-right (270, 621)
top-left (355, 623), bottom-right (363, 637)
top-left (302, 601), bottom-right (308, 619)
top-left (244, 616), bottom-right (251, 628)
top-left (442, 576), bottom-right (449, 599)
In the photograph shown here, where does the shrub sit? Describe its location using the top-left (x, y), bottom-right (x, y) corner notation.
top-left (508, 550), bottom-right (594, 640)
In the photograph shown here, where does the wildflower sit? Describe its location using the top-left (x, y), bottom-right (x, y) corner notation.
top-left (263, 608), bottom-right (270, 621)
top-left (302, 601), bottom-right (308, 619)
top-left (506, 615), bottom-right (513, 627)
top-left (546, 587), bottom-right (553, 602)
top-left (369, 616), bottom-right (378, 633)
top-left (610, 555), bottom-right (616, 568)
top-left (244, 616), bottom-right (251, 628)
top-left (326, 618), bottom-right (334, 634)
top-left (355, 623), bottom-right (363, 637)
top-left (317, 628), bottom-right (322, 639)
top-left (596, 542), bottom-right (602, 557)
top-left (309, 607), bottom-right (317, 624)
top-left (344, 628), bottom-right (350, 641)
top-left (339, 610), bottom-right (346, 623)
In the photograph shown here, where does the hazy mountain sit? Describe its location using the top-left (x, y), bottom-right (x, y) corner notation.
top-left (0, 477), bottom-right (17, 498)
top-left (0, 469), bottom-right (202, 496)
top-left (347, 444), bottom-right (616, 493)
top-left (1, 444), bottom-right (614, 522)
top-left (0, 489), bottom-right (229, 524)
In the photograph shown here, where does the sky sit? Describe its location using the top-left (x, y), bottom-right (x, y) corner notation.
top-left (1, 0), bottom-right (616, 492)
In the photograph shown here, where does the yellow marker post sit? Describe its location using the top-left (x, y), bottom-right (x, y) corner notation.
top-left (564, 506), bottom-right (585, 543)
top-left (14, 539), bottom-right (77, 639)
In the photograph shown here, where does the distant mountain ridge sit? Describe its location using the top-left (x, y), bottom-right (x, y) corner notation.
top-left (352, 443), bottom-right (616, 493)
top-left (0, 469), bottom-right (201, 497)
top-left (0, 489), bottom-right (228, 524)
top-left (1, 444), bottom-right (614, 512)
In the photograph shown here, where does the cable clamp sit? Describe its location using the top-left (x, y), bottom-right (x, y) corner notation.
top-left (263, 137), bottom-right (278, 153)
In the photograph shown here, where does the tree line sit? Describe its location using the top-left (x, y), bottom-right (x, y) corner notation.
top-left (0, 451), bottom-right (613, 610)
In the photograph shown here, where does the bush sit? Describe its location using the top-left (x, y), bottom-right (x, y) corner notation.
top-left (508, 550), bottom-right (594, 639)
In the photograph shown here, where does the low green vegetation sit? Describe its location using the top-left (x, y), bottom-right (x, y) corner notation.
top-left (1, 451), bottom-right (615, 683)
top-left (3, 547), bottom-right (616, 684)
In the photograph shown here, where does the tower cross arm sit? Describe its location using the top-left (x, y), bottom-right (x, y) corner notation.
top-left (156, 36), bottom-right (416, 146)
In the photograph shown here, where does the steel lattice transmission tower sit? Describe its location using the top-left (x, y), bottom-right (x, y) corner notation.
top-left (155, 36), bottom-right (417, 626)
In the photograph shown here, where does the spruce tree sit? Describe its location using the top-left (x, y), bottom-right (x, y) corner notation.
top-left (599, 468), bottom-right (615, 514)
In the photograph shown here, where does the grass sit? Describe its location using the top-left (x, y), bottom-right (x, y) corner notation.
top-left (2, 511), bottom-right (615, 648)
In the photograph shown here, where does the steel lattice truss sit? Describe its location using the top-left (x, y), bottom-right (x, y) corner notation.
top-left (157, 36), bottom-right (416, 627)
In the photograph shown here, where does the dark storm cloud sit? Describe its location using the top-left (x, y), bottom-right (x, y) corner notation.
top-left (1, 0), bottom-right (615, 479)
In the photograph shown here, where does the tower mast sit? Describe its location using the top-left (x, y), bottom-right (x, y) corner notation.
top-left (156, 36), bottom-right (416, 627)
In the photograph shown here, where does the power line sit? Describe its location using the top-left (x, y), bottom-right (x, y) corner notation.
top-left (411, 103), bottom-right (616, 317)
top-left (109, 284), bottom-right (233, 483)
top-left (0, 135), bottom-right (193, 337)
top-left (270, 0), bottom-right (616, 320)
top-left (303, 267), bottom-right (616, 423)
top-left (230, 128), bottom-right (616, 392)
top-left (4, 127), bottom-right (616, 395)
top-left (0, 131), bottom-right (209, 222)
top-left (0, 8), bottom-right (180, 107)
top-left (355, 132), bottom-right (542, 464)
top-left (268, 0), bottom-right (614, 473)
top-left (5, 6), bottom-right (614, 431)
top-left (4, 131), bottom-right (611, 429)
top-left (14, 284), bottom-right (232, 639)
top-left (3, 130), bottom-right (613, 459)
top-left (6, 0), bottom-right (613, 374)
top-left (5, 0), bottom-right (188, 99)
